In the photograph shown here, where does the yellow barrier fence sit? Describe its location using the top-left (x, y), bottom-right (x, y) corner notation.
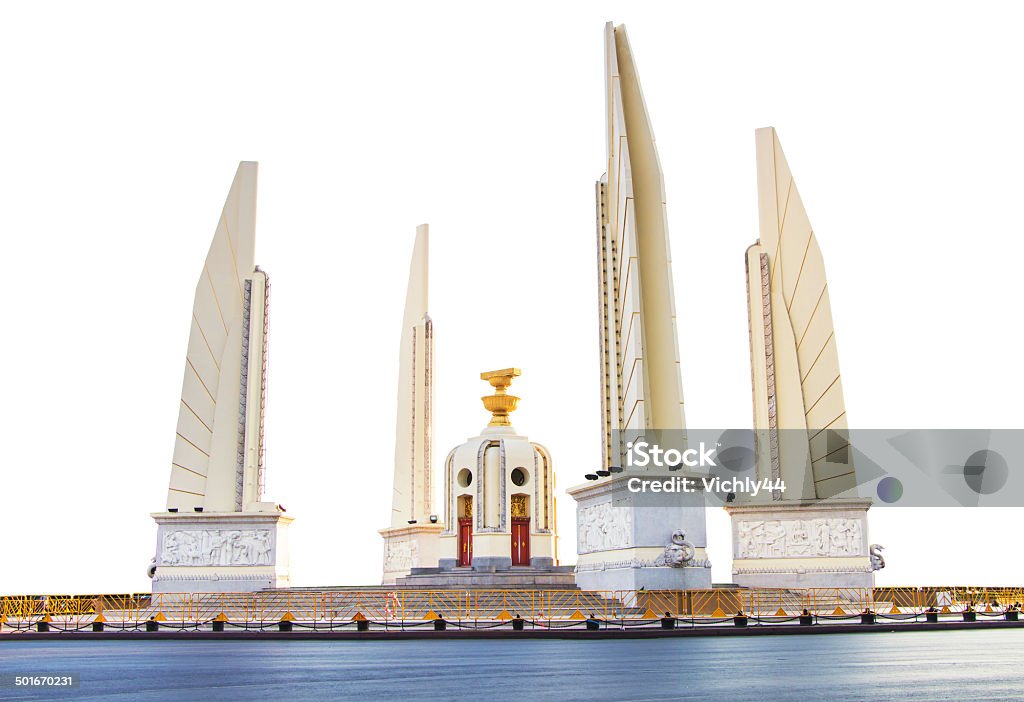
top-left (2, 587), bottom-right (1023, 628)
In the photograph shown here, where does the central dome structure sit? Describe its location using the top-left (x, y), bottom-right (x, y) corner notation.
top-left (436, 369), bottom-right (558, 572)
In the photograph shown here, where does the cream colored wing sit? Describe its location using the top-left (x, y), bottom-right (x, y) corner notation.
top-left (167, 162), bottom-right (258, 512)
top-left (754, 128), bottom-right (855, 498)
top-left (390, 224), bottom-right (433, 527)
top-left (597, 22), bottom-right (686, 470)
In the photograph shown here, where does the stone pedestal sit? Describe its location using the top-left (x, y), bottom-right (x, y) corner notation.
top-left (394, 564), bottom-right (577, 589)
top-left (379, 524), bottom-right (443, 585)
top-left (725, 499), bottom-right (874, 589)
top-left (151, 511), bottom-right (292, 593)
top-left (568, 474), bottom-right (712, 591)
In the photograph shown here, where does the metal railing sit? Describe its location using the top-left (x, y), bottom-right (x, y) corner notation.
top-left (2, 587), bottom-right (1022, 629)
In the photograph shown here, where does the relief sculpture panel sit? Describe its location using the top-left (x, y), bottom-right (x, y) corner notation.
top-left (577, 501), bottom-right (633, 554)
top-left (383, 540), bottom-right (418, 573)
top-left (160, 529), bottom-right (273, 567)
top-left (736, 518), bottom-right (863, 559)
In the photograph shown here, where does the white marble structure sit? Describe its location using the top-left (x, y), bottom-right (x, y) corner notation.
top-left (726, 129), bottom-right (878, 589)
top-left (379, 225), bottom-right (442, 584)
top-left (150, 162), bottom-right (292, 593)
top-left (437, 370), bottom-right (558, 572)
top-left (567, 23), bottom-right (711, 591)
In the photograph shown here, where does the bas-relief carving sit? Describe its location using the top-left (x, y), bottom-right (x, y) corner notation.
top-left (736, 518), bottom-right (863, 559)
top-left (577, 501), bottom-right (632, 554)
top-left (383, 540), bottom-right (418, 573)
top-left (576, 529), bottom-right (706, 572)
top-left (511, 494), bottom-right (529, 519)
top-left (160, 529), bottom-right (273, 567)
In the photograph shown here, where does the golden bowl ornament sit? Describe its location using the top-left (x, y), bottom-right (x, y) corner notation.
top-left (479, 368), bottom-right (522, 426)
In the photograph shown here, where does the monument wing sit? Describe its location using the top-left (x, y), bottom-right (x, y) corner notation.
top-left (753, 128), bottom-right (855, 499)
top-left (167, 162), bottom-right (259, 512)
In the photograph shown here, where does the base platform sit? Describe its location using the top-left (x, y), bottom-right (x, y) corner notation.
top-left (13, 619), bottom-right (1024, 640)
top-left (150, 510), bottom-right (292, 594)
top-left (394, 565), bottom-right (577, 589)
top-left (725, 499), bottom-right (876, 589)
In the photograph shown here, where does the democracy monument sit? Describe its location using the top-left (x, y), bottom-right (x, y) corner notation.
top-left (15, 18), bottom-right (1024, 657)
top-left (144, 22), bottom-right (883, 595)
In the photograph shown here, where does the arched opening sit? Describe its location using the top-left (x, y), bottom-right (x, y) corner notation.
top-left (510, 493), bottom-right (530, 566)
top-left (457, 495), bottom-right (473, 567)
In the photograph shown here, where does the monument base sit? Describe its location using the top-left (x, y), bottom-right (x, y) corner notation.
top-left (574, 549), bottom-right (713, 591)
top-left (395, 564), bottom-right (577, 589)
top-left (567, 474), bottom-right (713, 592)
top-left (379, 524), bottom-right (443, 585)
top-left (725, 499), bottom-right (875, 590)
top-left (150, 510), bottom-right (292, 594)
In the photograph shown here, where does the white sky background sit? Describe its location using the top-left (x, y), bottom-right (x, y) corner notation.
top-left (1, 1), bottom-right (1021, 595)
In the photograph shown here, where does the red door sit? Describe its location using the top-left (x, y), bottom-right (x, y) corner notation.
top-left (511, 518), bottom-right (530, 566)
top-left (458, 518), bottom-right (473, 566)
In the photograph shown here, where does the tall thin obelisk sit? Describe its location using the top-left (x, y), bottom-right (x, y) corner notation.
top-left (725, 128), bottom-right (879, 589)
top-left (568, 23), bottom-right (711, 591)
top-left (380, 224), bottom-right (441, 584)
top-left (150, 162), bottom-right (292, 594)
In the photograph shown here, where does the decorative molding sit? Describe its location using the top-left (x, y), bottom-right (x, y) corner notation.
top-left (423, 315), bottom-right (432, 519)
top-left (734, 566), bottom-right (872, 575)
top-left (597, 179), bottom-right (614, 472)
top-left (724, 499), bottom-right (872, 514)
top-left (410, 324), bottom-right (417, 519)
top-left (475, 441), bottom-right (489, 529)
top-left (533, 443), bottom-right (552, 530)
top-left (759, 252), bottom-right (782, 500)
top-left (475, 439), bottom-right (499, 530)
top-left (443, 449), bottom-right (456, 535)
top-left (576, 558), bottom-right (712, 573)
top-left (235, 278), bottom-right (253, 511)
top-left (533, 449), bottom-right (540, 524)
top-left (153, 573), bottom-right (279, 582)
top-left (255, 272), bottom-right (269, 501)
top-left (499, 439), bottom-right (506, 531)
